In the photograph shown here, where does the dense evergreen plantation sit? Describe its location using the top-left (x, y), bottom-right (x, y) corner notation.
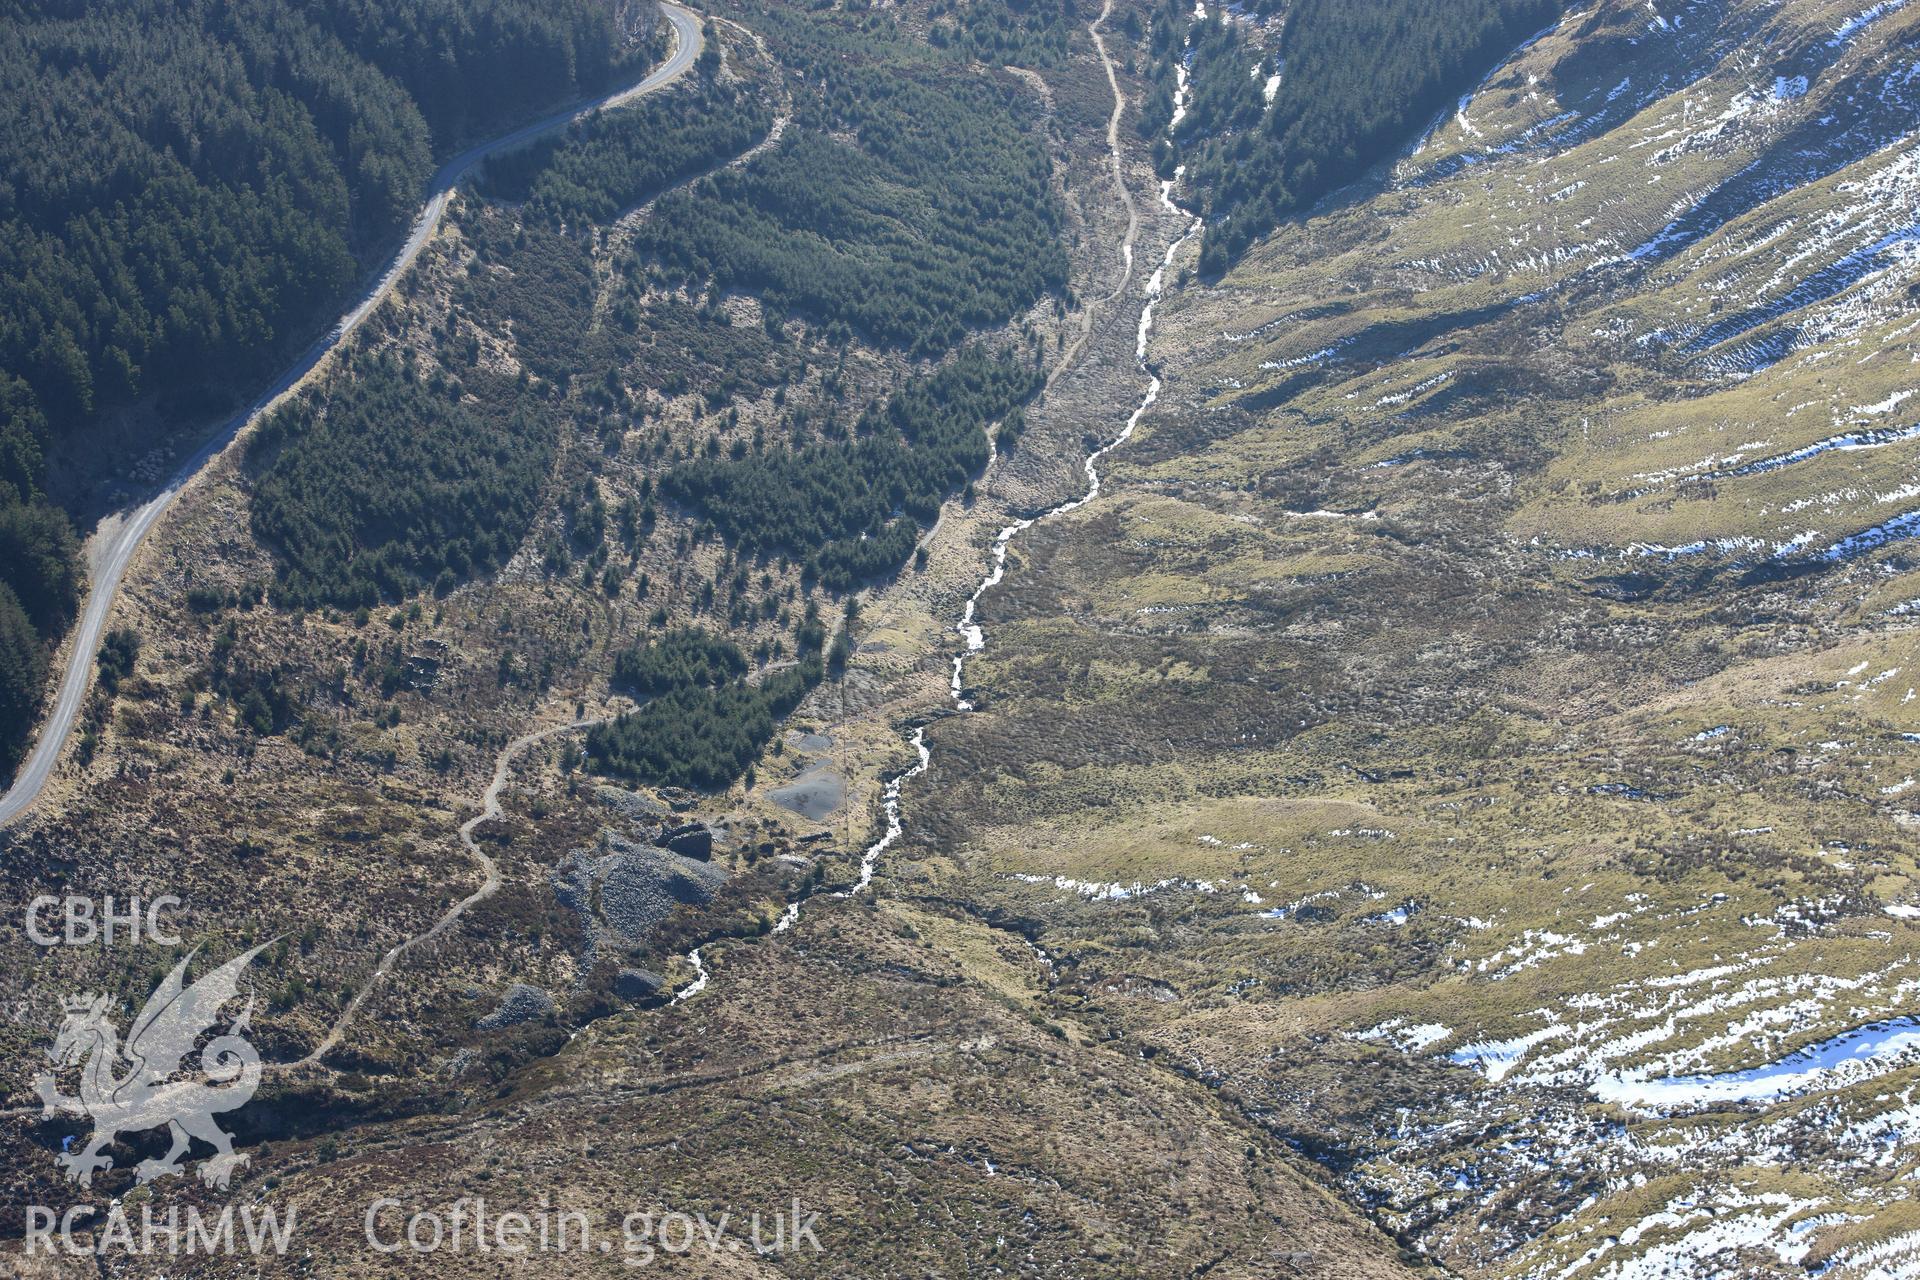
top-left (633, 65), bottom-right (1066, 355)
top-left (612, 628), bottom-right (751, 697)
top-left (0, 0), bottom-right (642, 436)
top-left (0, 0), bottom-right (1073, 774)
top-left (1142, 0), bottom-right (1562, 272)
top-left (0, 490), bottom-right (78, 775)
top-left (478, 81), bottom-right (773, 228)
top-left (0, 366), bottom-right (78, 771)
top-left (590, 628), bottom-right (822, 790)
top-left (247, 353), bottom-right (555, 608)
top-left (662, 349), bottom-right (1043, 591)
top-left (457, 220), bottom-right (603, 385)
top-left (930, 0), bottom-right (1078, 65)
top-left (0, 0), bottom-right (647, 774)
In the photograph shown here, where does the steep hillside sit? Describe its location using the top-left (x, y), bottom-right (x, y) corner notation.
top-left (1142, 0), bottom-right (1566, 270)
top-left (0, 0), bottom-right (660, 775)
top-left (906, 0), bottom-right (1920, 1274)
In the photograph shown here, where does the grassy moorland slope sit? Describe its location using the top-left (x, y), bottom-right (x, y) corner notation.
top-left (903, 0), bottom-right (1920, 1275)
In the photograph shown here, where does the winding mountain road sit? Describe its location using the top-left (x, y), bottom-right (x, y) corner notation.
top-left (0, 2), bottom-right (703, 831)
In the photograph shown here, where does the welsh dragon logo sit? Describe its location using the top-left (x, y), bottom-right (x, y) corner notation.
top-left (34, 942), bottom-right (271, 1189)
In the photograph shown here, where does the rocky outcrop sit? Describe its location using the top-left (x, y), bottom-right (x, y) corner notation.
top-left (596, 785), bottom-right (667, 826)
top-left (614, 968), bottom-right (664, 1001)
top-left (654, 821), bottom-right (713, 861)
top-left (476, 983), bottom-right (555, 1030)
top-left (551, 834), bottom-right (730, 968)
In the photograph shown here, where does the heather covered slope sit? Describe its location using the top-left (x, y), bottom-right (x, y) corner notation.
top-left (901, 0), bottom-right (1920, 1274)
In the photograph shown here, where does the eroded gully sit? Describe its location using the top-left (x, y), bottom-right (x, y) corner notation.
top-left (723, 1), bottom-right (1205, 977)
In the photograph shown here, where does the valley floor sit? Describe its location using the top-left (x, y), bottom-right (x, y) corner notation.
top-left (13, 0), bottom-right (1920, 1276)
